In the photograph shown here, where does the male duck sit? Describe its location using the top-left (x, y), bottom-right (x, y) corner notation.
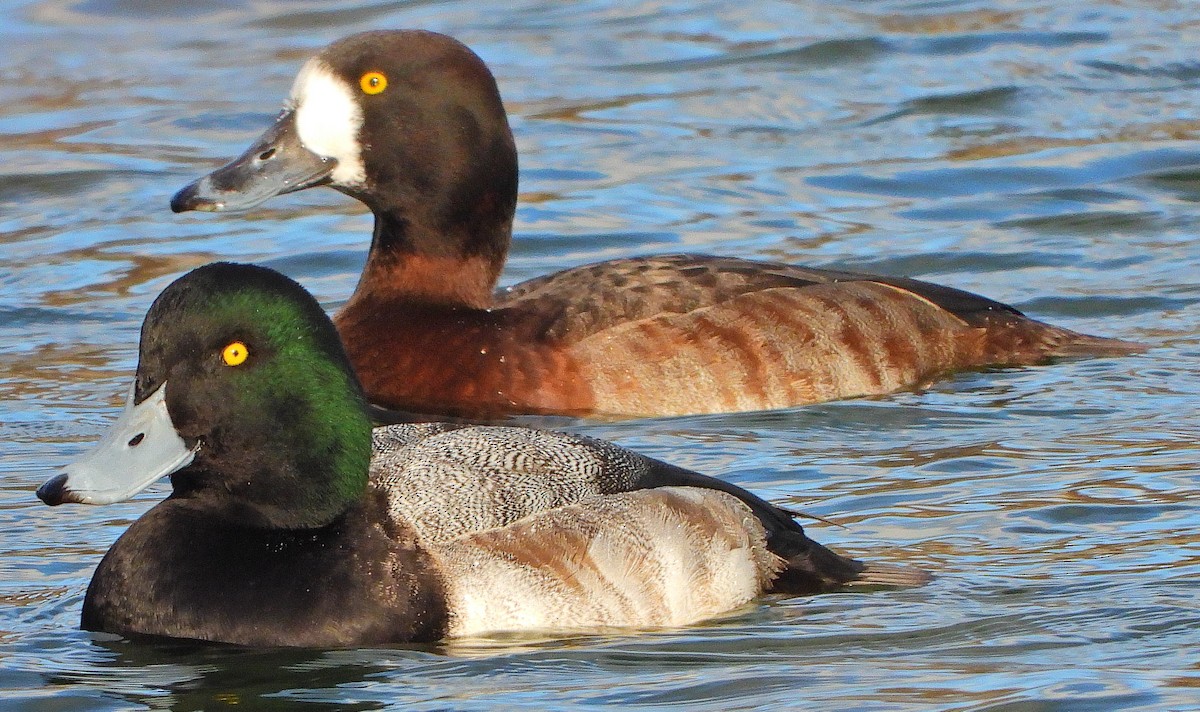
top-left (171, 30), bottom-right (1140, 419)
top-left (37, 263), bottom-right (922, 647)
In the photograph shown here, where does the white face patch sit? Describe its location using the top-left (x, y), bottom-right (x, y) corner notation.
top-left (290, 58), bottom-right (367, 186)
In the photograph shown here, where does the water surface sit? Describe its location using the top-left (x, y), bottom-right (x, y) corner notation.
top-left (1, 0), bottom-right (1198, 709)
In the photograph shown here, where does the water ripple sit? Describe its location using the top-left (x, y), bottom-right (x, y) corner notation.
top-left (2, 0), bottom-right (1198, 710)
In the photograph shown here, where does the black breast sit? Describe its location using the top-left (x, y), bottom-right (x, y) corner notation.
top-left (81, 492), bottom-right (449, 646)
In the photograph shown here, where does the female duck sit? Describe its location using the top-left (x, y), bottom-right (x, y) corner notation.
top-left (171, 31), bottom-right (1140, 418)
top-left (37, 263), bottom-right (921, 647)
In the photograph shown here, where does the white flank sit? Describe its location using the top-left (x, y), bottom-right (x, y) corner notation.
top-left (289, 58), bottom-right (366, 186)
top-left (434, 488), bottom-right (781, 638)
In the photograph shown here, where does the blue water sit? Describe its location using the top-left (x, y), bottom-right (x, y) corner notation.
top-left (1, 0), bottom-right (1198, 709)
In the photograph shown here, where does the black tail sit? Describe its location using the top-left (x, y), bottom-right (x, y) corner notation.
top-left (767, 526), bottom-right (866, 594)
top-left (765, 526), bottom-right (931, 594)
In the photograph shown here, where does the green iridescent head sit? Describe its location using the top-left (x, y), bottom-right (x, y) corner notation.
top-left (41, 262), bottom-right (373, 529)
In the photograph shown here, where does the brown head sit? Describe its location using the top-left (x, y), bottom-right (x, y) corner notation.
top-left (172, 30), bottom-right (519, 306)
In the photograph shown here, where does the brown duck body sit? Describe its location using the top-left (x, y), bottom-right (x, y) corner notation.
top-left (172, 30), bottom-right (1142, 419)
top-left (337, 253), bottom-right (1138, 418)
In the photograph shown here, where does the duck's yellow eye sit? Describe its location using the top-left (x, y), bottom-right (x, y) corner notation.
top-left (222, 341), bottom-right (249, 367)
top-left (360, 71), bottom-right (387, 95)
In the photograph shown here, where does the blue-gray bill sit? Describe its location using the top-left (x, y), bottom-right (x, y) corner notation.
top-left (37, 384), bottom-right (198, 505)
top-left (170, 109), bottom-right (334, 213)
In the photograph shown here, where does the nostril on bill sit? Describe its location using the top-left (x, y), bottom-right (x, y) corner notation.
top-left (258, 148), bottom-right (276, 161)
top-left (128, 433), bottom-right (145, 447)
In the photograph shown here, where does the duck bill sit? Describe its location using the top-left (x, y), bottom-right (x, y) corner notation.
top-left (170, 108), bottom-right (336, 213)
top-left (37, 383), bottom-right (198, 506)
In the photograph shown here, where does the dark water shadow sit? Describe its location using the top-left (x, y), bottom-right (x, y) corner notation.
top-left (34, 635), bottom-right (441, 711)
top-left (615, 37), bottom-right (892, 73)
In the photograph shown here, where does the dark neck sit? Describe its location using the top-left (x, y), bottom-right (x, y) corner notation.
top-left (168, 469), bottom-right (351, 530)
top-left (346, 209), bottom-right (507, 310)
top-left (344, 128), bottom-right (518, 310)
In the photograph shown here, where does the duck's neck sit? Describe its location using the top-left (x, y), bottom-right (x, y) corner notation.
top-left (347, 172), bottom-right (516, 311)
top-left (352, 211), bottom-right (505, 310)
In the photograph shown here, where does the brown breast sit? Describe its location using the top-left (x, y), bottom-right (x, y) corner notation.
top-left (335, 296), bottom-right (597, 417)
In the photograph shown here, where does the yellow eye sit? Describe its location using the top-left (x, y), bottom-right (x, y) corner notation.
top-left (360, 71), bottom-right (387, 95)
top-left (222, 341), bottom-right (249, 367)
